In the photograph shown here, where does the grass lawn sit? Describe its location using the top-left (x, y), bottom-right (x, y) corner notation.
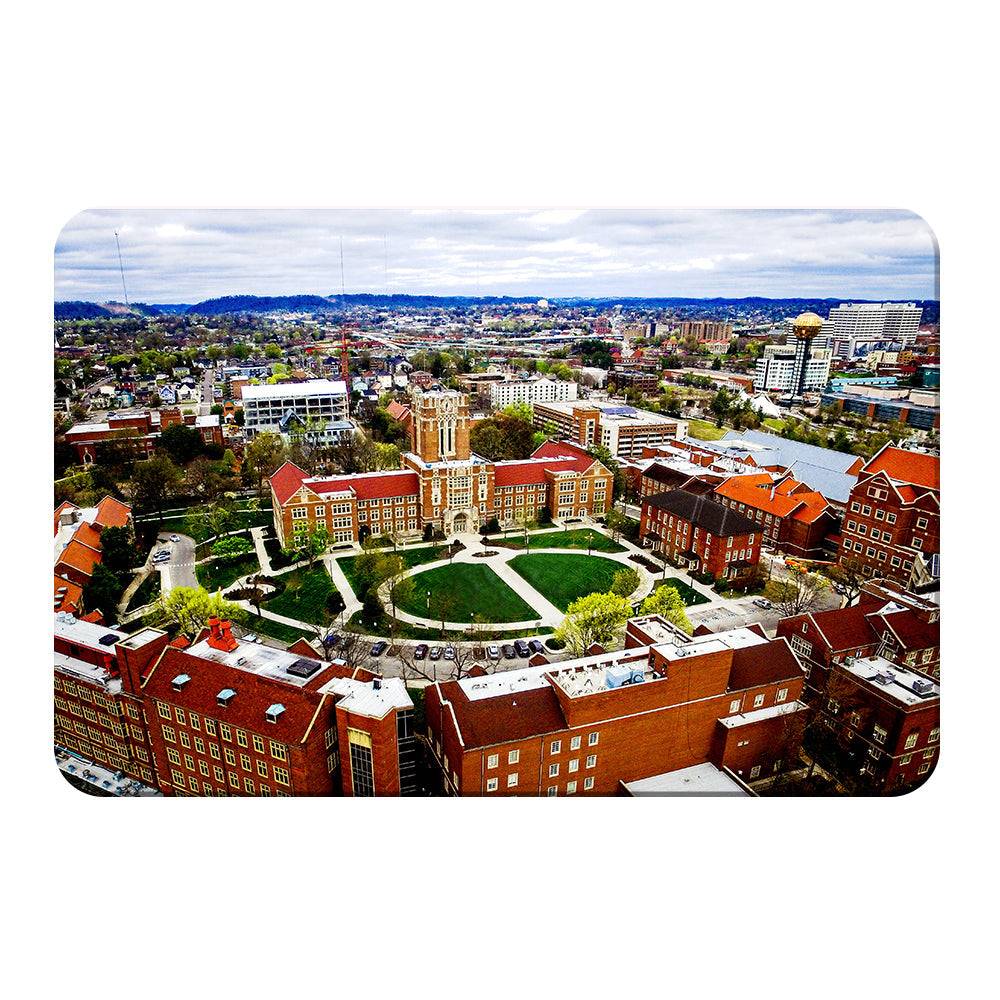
top-left (508, 553), bottom-right (627, 611)
top-left (650, 578), bottom-right (710, 607)
top-left (155, 507), bottom-right (273, 543)
top-left (197, 553), bottom-right (261, 593)
top-left (239, 612), bottom-right (315, 645)
top-left (762, 417), bottom-right (785, 431)
top-left (346, 609), bottom-right (546, 642)
top-left (394, 563), bottom-right (538, 623)
top-left (263, 565), bottom-right (339, 625)
top-left (336, 544), bottom-right (452, 597)
top-left (686, 418), bottom-right (728, 441)
top-left (494, 527), bottom-right (625, 553)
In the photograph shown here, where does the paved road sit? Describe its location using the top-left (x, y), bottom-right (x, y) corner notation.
top-left (153, 533), bottom-right (198, 591)
top-left (198, 366), bottom-right (215, 416)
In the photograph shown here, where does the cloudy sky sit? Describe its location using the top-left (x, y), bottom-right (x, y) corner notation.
top-left (54, 209), bottom-right (938, 304)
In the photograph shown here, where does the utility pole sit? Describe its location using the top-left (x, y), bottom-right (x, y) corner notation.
top-left (114, 230), bottom-right (129, 306)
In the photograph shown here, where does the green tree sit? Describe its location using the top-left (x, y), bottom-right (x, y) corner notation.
top-left (243, 432), bottom-right (287, 493)
top-left (83, 564), bottom-right (127, 621)
top-left (639, 585), bottom-right (692, 633)
top-left (554, 591), bottom-right (632, 656)
top-left (159, 422), bottom-right (205, 465)
top-left (131, 453), bottom-right (182, 518)
top-left (610, 567), bottom-right (640, 598)
top-left (99, 525), bottom-right (137, 572)
top-left (158, 586), bottom-right (246, 637)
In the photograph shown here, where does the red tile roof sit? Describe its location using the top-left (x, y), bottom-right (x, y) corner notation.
top-left (530, 440), bottom-right (598, 474)
top-left (493, 458), bottom-right (580, 487)
top-left (54, 501), bottom-right (77, 536)
top-left (714, 473), bottom-right (830, 524)
top-left (435, 680), bottom-right (567, 749)
top-left (807, 603), bottom-right (879, 651)
top-left (55, 539), bottom-right (102, 578)
top-left (71, 521), bottom-right (104, 551)
top-left (93, 495), bottom-right (132, 529)
top-left (311, 470), bottom-right (420, 500)
top-left (268, 461), bottom-right (309, 505)
top-left (53, 574), bottom-right (83, 613)
top-left (862, 446), bottom-right (939, 490)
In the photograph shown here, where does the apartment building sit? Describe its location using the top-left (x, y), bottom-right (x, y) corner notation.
top-left (838, 445), bottom-right (939, 587)
top-left (827, 302), bottom-right (922, 359)
top-left (425, 617), bottom-right (807, 795)
top-left (489, 377), bottom-right (578, 409)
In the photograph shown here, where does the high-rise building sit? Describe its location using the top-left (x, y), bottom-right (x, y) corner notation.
top-left (489, 377), bottom-right (578, 409)
top-left (241, 379), bottom-right (351, 442)
top-left (826, 302), bottom-right (922, 359)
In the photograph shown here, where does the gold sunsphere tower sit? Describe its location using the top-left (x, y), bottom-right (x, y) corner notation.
top-left (790, 311), bottom-right (824, 397)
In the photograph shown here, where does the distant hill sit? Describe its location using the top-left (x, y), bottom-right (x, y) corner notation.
top-left (55, 301), bottom-right (164, 320)
top-left (185, 294), bottom-right (339, 316)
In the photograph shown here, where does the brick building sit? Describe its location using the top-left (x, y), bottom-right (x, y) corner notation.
top-left (712, 472), bottom-right (838, 558)
top-left (640, 490), bottom-right (762, 584)
top-left (269, 391), bottom-right (614, 546)
top-left (64, 407), bottom-right (222, 464)
top-left (838, 445), bottom-right (939, 587)
top-left (54, 495), bottom-right (133, 604)
top-left (139, 618), bottom-right (415, 796)
top-left (425, 617), bottom-right (807, 795)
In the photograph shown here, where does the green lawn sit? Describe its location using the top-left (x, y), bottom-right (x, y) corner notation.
top-left (495, 527), bottom-right (626, 553)
top-left (650, 578), bottom-right (710, 607)
top-left (762, 417), bottom-right (785, 431)
top-left (263, 565), bottom-right (340, 625)
top-left (336, 544), bottom-right (452, 597)
top-left (508, 553), bottom-right (628, 611)
top-left (239, 612), bottom-right (315, 645)
top-left (394, 563), bottom-right (538, 623)
top-left (156, 507), bottom-right (273, 543)
top-left (197, 553), bottom-right (261, 593)
top-left (686, 418), bottom-right (728, 441)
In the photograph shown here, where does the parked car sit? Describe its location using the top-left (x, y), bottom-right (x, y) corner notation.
top-left (169, 534), bottom-right (180, 543)
top-left (486, 645), bottom-right (501, 660)
top-left (325, 632), bottom-right (343, 649)
top-left (429, 646), bottom-right (443, 661)
top-left (752, 598), bottom-right (773, 610)
top-left (243, 633), bottom-right (258, 643)
top-left (370, 641), bottom-right (388, 656)
top-left (513, 640), bottom-right (530, 658)
top-left (413, 643), bottom-right (429, 660)
top-left (443, 645), bottom-right (456, 660)
top-left (501, 644), bottom-right (516, 660)
top-left (528, 639), bottom-right (545, 654)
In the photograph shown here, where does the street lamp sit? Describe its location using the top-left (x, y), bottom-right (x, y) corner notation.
top-left (426, 590), bottom-right (431, 612)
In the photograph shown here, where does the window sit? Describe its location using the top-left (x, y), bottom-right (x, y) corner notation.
top-left (568, 759), bottom-right (579, 773)
top-left (566, 781), bottom-right (577, 795)
top-left (546, 786), bottom-right (557, 797)
top-left (507, 773), bottom-right (518, 788)
top-left (236, 730), bottom-right (248, 748)
top-left (548, 763), bottom-right (559, 778)
top-left (273, 766), bottom-right (290, 787)
top-left (252, 734), bottom-right (264, 753)
top-left (486, 777), bottom-right (498, 792)
top-left (507, 749), bottom-right (520, 765)
top-left (586, 755), bottom-right (597, 769)
top-left (776, 688), bottom-right (788, 703)
top-left (729, 699), bottom-right (741, 713)
top-left (929, 728), bottom-right (939, 744)
top-left (904, 733), bottom-right (918, 750)
top-left (570, 735), bottom-right (581, 751)
top-left (257, 760), bottom-right (268, 778)
top-left (487, 754), bottom-right (498, 768)
top-left (752, 694), bottom-right (765, 708)
top-left (873, 725), bottom-right (888, 745)
top-left (918, 762), bottom-right (931, 775)
top-left (224, 748), bottom-right (236, 766)
top-left (270, 741), bottom-right (287, 761)
top-left (588, 732), bottom-right (599, 747)
top-left (749, 766), bottom-right (761, 779)
top-left (157, 702), bottom-right (171, 720)
top-left (550, 740), bottom-right (561, 754)
top-left (583, 776), bottom-right (595, 790)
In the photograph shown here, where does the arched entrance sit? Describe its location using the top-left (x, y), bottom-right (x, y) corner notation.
top-left (452, 512), bottom-right (469, 533)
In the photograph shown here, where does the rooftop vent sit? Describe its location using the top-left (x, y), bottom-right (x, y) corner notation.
top-left (217, 688), bottom-right (236, 706)
top-left (265, 703), bottom-right (285, 723)
top-left (172, 673), bottom-right (191, 691)
top-left (286, 657), bottom-right (320, 679)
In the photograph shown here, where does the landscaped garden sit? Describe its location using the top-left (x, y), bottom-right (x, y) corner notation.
top-left (508, 553), bottom-right (628, 611)
top-left (153, 504), bottom-right (273, 544)
top-left (686, 418), bottom-right (728, 441)
top-left (393, 563), bottom-right (538, 624)
top-left (197, 553), bottom-right (261, 593)
top-left (493, 527), bottom-right (626, 553)
top-left (336, 543), bottom-right (456, 597)
top-left (263, 565), bottom-right (341, 625)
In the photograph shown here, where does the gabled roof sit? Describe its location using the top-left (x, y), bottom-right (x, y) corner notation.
top-left (644, 490), bottom-right (759, 538)
top-left (308, 470), bottom-right (420, 501)
top-left (55, 539), bottom-right (102, 578)
top-left (71, 521), bottom-right (105, 551)
top-left (268, 461), bottom-right (309, 505)
top-left (714, 473), bottom-right (831, 524)
top-left (530, 439), bottom-right (599, 474)
top-left (493, 457), bottom-right (580, 487)
top-left (53, 574), bottom-right (83, 613)
top-left (861, 445), bottom-right (939, 490)
top-left (94, 497), bottom-right (132, 528)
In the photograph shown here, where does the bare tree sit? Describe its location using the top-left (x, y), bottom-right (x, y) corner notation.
top-left (765, 568), bottom-right (830, 618)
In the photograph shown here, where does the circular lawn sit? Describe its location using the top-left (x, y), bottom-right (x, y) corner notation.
top-left (394, 563), bottom-right (538, 624)
top-left (508, 553), bottom-right (630, 612)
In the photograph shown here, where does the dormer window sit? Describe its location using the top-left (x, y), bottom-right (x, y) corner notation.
top-left (265, 703), bottom-right (285, 724)
top-left (217, 688), bottom-right (236, 707)
top-left (172, 674), bottom-right (191, 691)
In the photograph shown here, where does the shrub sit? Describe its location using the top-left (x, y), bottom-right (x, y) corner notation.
top-left (212, 535), bottom-right (254, 560)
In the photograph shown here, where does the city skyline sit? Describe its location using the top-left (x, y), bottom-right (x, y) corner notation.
top-left (55, 209), bottom-right (938, 304)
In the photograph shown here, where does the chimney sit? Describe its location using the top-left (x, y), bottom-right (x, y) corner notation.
top-left (207, 618), bottom-right (238, 652)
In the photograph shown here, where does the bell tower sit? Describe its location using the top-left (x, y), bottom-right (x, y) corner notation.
top-left (411, 391), bottom-right (471, 463)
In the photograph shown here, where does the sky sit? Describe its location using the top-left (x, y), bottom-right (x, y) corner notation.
top-left (54, 209), bottom-right (938, 304)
